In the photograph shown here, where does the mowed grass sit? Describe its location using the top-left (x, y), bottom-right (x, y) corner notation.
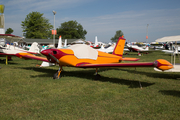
top-left (0, 51), bottom-right (180, 119)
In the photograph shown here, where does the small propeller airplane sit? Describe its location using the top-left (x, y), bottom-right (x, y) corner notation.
top-left (0, 34), bottom-right (40, 64)
top-left (126, 44), bottom-right (149, 52)
top-left (0, 42), bottom-right (40, 64)
top-left (97, 43), bottom-right (116, 53)
top-left (16, 37), bottom-right (173, 79)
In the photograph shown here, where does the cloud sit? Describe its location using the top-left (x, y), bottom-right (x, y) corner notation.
top-left (4, 0), bottom-right (92, 12)
top-left (72, 8), bottom-right (180, 42)
top-left (1, 0), bottom-right (180, 42)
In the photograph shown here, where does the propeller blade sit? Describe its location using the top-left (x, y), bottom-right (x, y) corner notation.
top-left (48, 53), bottom-right (59, 63)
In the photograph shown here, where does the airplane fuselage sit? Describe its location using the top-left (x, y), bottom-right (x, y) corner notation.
top-left (127, 44), bottom-right (149, 52)
top-left (41, 48), bottom-right (121, 67)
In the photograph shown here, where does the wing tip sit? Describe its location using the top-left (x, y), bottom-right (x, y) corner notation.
top-left (154, 59), bottom-right (173, 70)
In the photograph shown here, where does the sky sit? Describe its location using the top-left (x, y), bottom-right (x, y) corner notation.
top-left (0, 0), bottom-right (180, 43)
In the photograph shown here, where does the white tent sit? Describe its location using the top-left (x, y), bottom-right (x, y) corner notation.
top-left (156, 35), bottom-right (180, 42)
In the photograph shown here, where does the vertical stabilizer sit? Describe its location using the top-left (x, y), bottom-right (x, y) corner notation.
top-left (57, 35), bottom-right (62, 48)
top-left (94, 36), bottom-right (98, 47)
top-left (112, 37), bottom-right (126, 57)
top-left (29, 42), bottom-right (40, 54)
top-left (64, 39), bottom-right (67, 47)
top-left (145, 46), bottom-right (149, 50)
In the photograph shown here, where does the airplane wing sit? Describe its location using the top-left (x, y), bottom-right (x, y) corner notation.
top-left (0, 34), bottom-right (22, 39)
top-left (76, 59), bottom-right (173, 71)
top-left (120, 57), bottom-right (140, 61)
top-left (77, 62), bottom-right (154, 68)
top-left (161, 50), bottom-right (174, 54)
top-left (0, 53), bottom-right (15, 56)
top-left (16, 53), bottom-right (49, 62)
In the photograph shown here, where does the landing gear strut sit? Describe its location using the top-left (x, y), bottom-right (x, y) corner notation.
top-left (53, 66), bottom-right (62, 79)
top-left (94, 68), bottom-right (101, 80)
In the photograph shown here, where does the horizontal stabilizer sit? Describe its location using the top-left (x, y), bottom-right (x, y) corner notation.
top-left (120, 57), bottom-right (140, 61)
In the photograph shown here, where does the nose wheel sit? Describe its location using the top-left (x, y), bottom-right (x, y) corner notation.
top-left (53, 66), bottom-right (62, 79)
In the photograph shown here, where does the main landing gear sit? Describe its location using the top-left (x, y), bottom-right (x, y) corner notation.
top-left (53, 67), bottom-right (101, 80)
top-left (94, 68), bottom-right (101, 80)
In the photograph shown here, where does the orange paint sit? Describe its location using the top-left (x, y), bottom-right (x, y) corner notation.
top-left (58, 50), bottom-right (120, 66)
top-left (156, 59), bottom-right (173, 70)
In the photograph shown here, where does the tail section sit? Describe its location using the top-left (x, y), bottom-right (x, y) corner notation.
top-left (57, 35), bottom-right (62, 48)
top-left (94, 36), bottom-right (98, 47)
top-left (29, 42), bottom-right (40, 54)
top-left (146, 46), bottom-right (149, 50)
top-left (112, 37), bottom-right (126, 57)
top-left (64, 39), bottom-right (67, 47)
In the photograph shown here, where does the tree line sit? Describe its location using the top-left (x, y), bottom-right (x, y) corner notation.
top-left (7, 11), bottom-right (124, 42)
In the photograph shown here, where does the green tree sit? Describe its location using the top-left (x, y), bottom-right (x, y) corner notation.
top-left (56, 20), bottom-right (87, 39)
top-left (21, 11), bottom-right (53, 39)
top-left (5, 28), bottom-right (13, 34)
top-left (111, 30), bottom-right (124, 42)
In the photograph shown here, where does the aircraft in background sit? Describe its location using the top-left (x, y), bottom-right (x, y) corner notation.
top-left (88, 36), bottom-right (101, 48)
top-left (97, 43), bottom-right (116, 53)
top-left (16, 37), bottom-right (173, 79)
top-left (161, 47), bottom-right (180, 55)
top-left (153, 45), bottom-right (164, 50)
top-left (0, 42), bottom-right (40, 64)
top-left (0, 42), bottom-right (40, 55)
top-left (160, 42), bottom-right (180, 55)
top-left (92, 36), bottom-right (116, 53)
top-left (0, 34), bottom-right (23, 49)
top-left (154, 35), bottom-right (180, 72)
top-left (156, 35), bottom-right (180, 55)
top-left (56, 35), bottom-right (68, 49)
top-left (94, 36), bottom-right (99, 47)
top-left (57, 35), bottom-right (63, 48)
top-left (126, 44), bottom-right (149, 53)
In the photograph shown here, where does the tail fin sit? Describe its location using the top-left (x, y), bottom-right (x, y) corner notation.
top-left (64, 39), bottom-right (67, 47)
top-left (94, 36), bottom-right (98, 47)
top-left (29, 42), bottom-right (40, 54)
top-left (57, 35), bottom-right (62, 48)
top-left (145, 46), bottom-right (149, 50)
top-left (112, 37), bottom-right (126, 57)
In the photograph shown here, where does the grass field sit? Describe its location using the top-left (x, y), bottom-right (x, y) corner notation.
top-left (0, 51), bottom-right (180, 119)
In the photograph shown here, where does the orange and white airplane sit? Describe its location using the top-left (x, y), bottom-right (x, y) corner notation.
top-left (16, 37), bottom-right (173, 79)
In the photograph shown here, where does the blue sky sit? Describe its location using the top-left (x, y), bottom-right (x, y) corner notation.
top-left (0, 0), bottom-right (180, 43)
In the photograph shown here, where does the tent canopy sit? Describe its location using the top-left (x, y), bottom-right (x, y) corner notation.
top-left (155, 35), bottom-right (180, 42)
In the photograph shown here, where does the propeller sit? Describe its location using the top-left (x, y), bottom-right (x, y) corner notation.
top-left (48, 53), bottom-right (59, 64)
